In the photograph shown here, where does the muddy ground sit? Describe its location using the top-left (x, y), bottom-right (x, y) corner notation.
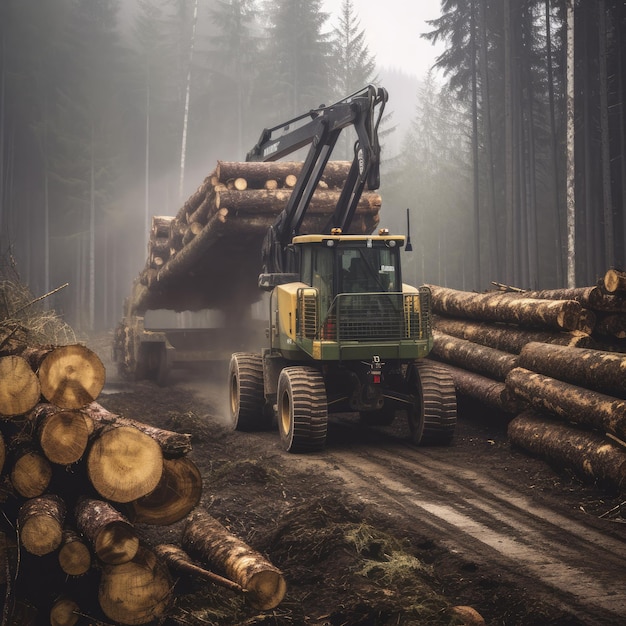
top-left (93, 335), bottom-right (626, 626)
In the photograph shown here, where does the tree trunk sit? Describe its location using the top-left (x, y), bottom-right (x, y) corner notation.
top-left (31, 404), bottom-right (90, 465)
top-left (74, 498), bottom-right (138, 565)
top-left (428, 285), bottom-right (594, 332)
top-left (506, 366), bottom-right (626, 439)
top-left (154, 544), bottom-right (244, 593)
top-left (126, 456), bottom-right (202, 526)
top-left (215, 188), bottom-right (381, 215)
top-left (0, 355), bottom-right (41, 417)
top-left (216, 160), bottom-right (351, 189)
top-left (431, 360), bottom-right (523, 413)
top-left (58, 528), bottom-right (92, 576)
top-left (431, 330), bottom-right (518, 381)
top-left (433, 315), bottom-right (596, 353)
top-left (508, 411), bottom-right (626, 489)
top-left (18, 494), bottom-right (66, 556)
top-left (87, 425), bottom-right (163, 503)
top-left (87, 402), bottom-right (192, 458)
top-left (518, 341), bottom-right (626, 397)
top-left (182, 510), bottom-right (286, 610)
top-left (98, 546), bottom-right (172, 625)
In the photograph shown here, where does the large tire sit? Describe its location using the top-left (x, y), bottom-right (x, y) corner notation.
top-left (229, 353), bottom-right (267, 431)
top-left (277, 366), bottom-right (328, 453)
top-left (407, 360), bottom-right (457, 446)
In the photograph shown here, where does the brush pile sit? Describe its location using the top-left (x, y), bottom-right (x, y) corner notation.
top-left (427, 271), bottom-right (626, 494)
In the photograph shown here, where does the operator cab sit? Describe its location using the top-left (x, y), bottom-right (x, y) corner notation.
top-left (297, 230), bottom-right (404, 299)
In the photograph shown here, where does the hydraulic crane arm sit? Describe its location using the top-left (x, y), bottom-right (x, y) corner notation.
top-left (247, 85), bottom-right (388, 276)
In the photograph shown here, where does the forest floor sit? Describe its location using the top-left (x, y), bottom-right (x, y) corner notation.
top-left (90, 333), bottom-right (626, 626)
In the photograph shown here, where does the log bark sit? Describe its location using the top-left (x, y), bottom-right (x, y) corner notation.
top-left (31, 404), bottom-right (90, 465)
top-left (431, 360), bottom-right (523, 413)
top-left (427, 285), bottom-right (594, 332)
top-left (505, 367), bottom-right (626, 439)
top-left (98, 546), bottom-right (172, 625)
top-left (11, 446), bottom-right (52, 498)
top-left (215, 188), bottom-right (381, 215)
top-left (182, 509), bottom-right (286, 610)
top-left (508, 411), bottom-right (626, 490)
top-left (58, 528), bottom-right (92, 576)
top-left (75, 498), bottom-right (138, 565)
top-left (176, 174), bottom-right (215, 222)
top-left (216, 160), bottom-right (352, 189)
top-left (126, 456), bottom-right (202, 526)
top-left (0, 355), bottom-right (41, 417)
top-left (603, 268), bottom-right (626, 294)
top-left (433, 316), bottom-right (596, 353)
top-left (518, 342), bottom-right (626, 397)
top-left (594, 312), bottom-right (626, 339)
top-left (18, 494), bottom-right (66, 556)
top-left (35, 345), bottom-right (105, 409)
top-left (154, 544), bottom-right (244, 593)
top-left (87, 425), bottom-right (163, 503)
top-left (431, 330), bottom-right (518, 381)
top-left (87, 402), bottom-right (192, 458)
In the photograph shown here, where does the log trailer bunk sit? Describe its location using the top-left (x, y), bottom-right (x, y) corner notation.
top-left (228, 85), bottom-right (457, 452)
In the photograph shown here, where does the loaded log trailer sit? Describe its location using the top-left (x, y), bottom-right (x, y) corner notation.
top-left (228, 85), bottom-right (457, 452)
top-left (114, 85), bottom-right (457, 451)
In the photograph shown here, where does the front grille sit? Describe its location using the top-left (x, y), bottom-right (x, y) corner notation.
top-left (334, 289), bottom-right (431, 341)
top-left (297, 288), bottom-right (432, 343)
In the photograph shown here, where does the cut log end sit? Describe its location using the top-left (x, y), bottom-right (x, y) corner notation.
top-left (87, 426), bottom-right (164, 503)
top-left (0, 355), bottom-right (41, 417)
top-left (39, 344), bottom-right (106, 409)
top-left (246, 570), bottom-right (288, 610)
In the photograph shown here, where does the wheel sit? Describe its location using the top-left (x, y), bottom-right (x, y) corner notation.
top-left (406, 360), bottom-right (457, 446)
top-left (277, 366), bottom-right (328, 453)
top-left (359, 405), bottom-right (395, 426)
top-left (229, 352), bottom-right (267, 431)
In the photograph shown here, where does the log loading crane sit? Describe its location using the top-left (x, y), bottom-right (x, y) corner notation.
top-left (228, 85), bottom-right (457, 452)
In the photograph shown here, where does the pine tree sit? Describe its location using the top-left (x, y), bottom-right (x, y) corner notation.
top-left (256, 0), bottom-right (332, 121)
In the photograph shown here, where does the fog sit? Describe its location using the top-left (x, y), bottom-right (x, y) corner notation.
top-left (1, 0), bottom-right (623, 332)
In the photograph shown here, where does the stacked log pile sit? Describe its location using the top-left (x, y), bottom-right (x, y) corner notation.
top-left (133, 160), bottom-right (382, 315)
top-left (427, 271), bottom-right (626, 493)
top-left (0, 343), bottom-right (285, 624)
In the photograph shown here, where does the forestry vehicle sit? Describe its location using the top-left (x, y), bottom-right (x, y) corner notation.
top-left (228, 85), bottom-right (457, 452)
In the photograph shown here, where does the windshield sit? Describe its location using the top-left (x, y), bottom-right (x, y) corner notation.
top-left (339, 247), bottom-right (400, 293)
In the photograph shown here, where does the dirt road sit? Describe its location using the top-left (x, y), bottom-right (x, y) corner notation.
top-left (100, 362), bottom-right (626, 626)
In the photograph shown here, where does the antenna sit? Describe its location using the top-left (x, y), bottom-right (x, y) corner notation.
top-left (405, 208), bottom-right (413, 252)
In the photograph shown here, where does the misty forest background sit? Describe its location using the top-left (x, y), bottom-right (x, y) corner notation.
top-left (0, 0), bottom-right (625, 331)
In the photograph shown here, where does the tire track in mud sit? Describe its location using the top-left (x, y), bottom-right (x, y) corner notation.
top-left (291, 438), bottom-right (626, 625)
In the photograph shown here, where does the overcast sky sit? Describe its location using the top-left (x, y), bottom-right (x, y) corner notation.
top-left (322, 0), bottom-right (444, 78)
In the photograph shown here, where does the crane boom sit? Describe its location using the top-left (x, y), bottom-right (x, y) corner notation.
top-left (247, 85), bottom-right (388, 277)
